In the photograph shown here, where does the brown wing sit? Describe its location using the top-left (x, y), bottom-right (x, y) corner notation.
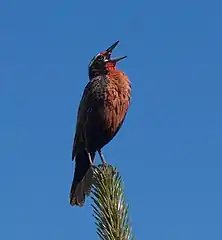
top-left (72, 81), bottom-right (93, 160)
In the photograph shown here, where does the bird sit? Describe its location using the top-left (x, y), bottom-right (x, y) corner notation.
top-left (69, 41), bottom-right (131, 207)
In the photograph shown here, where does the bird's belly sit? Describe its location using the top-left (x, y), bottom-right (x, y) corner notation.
top-left (84, 106), bottom-right (114, 151)
top-left (85, 93), bottom-right (130, 152)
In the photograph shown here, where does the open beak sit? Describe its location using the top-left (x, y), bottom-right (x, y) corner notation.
top-left (103, 40), bottom-right (127, 63)
top-left (105, 40), bottom-right (120, 57)
top-left (105, 56), bottom-right (127, 63)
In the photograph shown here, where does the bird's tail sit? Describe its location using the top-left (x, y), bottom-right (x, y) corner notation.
top-left (69, 150), bottom-right (95, 207)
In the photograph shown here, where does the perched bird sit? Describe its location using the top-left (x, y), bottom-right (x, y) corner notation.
top-left (70, 41), bottom-right (131, 207)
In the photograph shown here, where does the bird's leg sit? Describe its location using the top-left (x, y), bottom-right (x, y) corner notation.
top-left (88, 153), bottom-right (93, 165)
top-left (83, 131), bottom-right (94, 167)
top-left (86, 150), bottom-right (93, 166)
top-left (98, 150), bottom-right (106, 165)
top-left (86, 150), bottom-right (97, 170)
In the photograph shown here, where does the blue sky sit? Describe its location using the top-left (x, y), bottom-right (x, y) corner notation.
top-left (1, 0), bottom-right (222, 239)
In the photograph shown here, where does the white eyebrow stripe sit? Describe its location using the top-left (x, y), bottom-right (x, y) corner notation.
top-left (88, 54), bottom-right (100, 67)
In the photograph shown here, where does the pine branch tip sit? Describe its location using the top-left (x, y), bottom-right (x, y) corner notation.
top-left (91, 163), bottom-right (134, 239)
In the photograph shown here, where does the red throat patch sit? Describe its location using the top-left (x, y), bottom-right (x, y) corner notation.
top-left (105, 61), bottom-right (116, 71)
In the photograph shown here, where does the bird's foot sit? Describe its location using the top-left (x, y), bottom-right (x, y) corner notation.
top-left (98, 150), bottom-right (107, 166)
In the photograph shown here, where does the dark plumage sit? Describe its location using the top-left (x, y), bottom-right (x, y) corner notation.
top-left (70, 41), bottom-right (131, 206)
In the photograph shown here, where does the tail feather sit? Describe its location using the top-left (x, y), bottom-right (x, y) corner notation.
top-left (70, 150), bottom-right (95, 207)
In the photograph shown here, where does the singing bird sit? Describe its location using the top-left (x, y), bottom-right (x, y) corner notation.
top-left (70, 41), bottom-right (131, 206)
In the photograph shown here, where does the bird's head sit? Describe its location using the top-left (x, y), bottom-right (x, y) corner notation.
top-left (88, 40), bottom-right (127, 79)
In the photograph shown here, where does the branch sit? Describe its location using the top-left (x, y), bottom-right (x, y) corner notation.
top-left (91, 164), bottom-right (135, 240)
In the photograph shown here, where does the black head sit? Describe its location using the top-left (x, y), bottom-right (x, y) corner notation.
top-left (88, 41), bottom-right (127, 79)
top-left (88, 54), bottom-right (107, 79)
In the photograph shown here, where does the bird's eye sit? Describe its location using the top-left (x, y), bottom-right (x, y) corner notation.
top-left (97, 55), bottom-right (104, 61)
top-left (88, 54), bottom-right (105, 68)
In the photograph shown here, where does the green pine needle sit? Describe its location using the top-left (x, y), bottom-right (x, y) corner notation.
top-left (91, 164), bottom-right (135, 240)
